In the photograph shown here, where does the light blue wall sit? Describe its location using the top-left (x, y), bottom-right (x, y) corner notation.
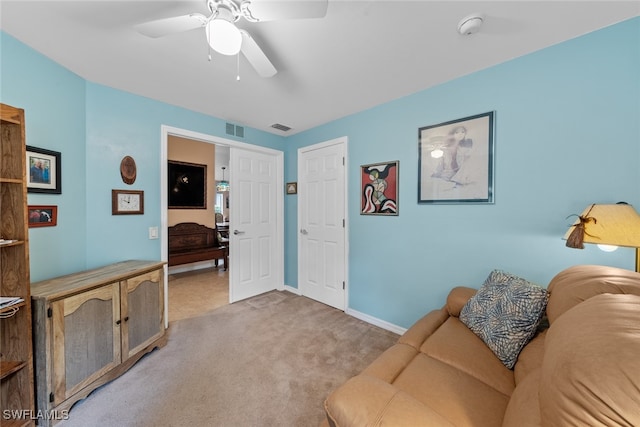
top-left (1, 33), bottom-right (88, 280)
top-left (2, 18), bottom-right (639, 328)
top-left (284, 17), bottom-right (640, 328)
top-left (1, 32), bottom-right (284, 282)
top-left (83, 83), bottom-right (283, 268)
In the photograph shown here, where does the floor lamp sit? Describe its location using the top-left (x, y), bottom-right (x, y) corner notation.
top-left (564, 203), bottom-right (640, 273)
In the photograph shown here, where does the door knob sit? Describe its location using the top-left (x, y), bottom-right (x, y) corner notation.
top-left (300, 229), bottom-right (308, 235)
top-left (233, 230), bottom-right (245, 235)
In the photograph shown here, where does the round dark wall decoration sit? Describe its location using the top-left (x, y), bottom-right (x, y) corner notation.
top-left (120, 156), bottom-right (137, 185)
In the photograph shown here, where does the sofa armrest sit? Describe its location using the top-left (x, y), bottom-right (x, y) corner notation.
top-left (324, 375), bottom-right (454, 427)
top-left (446, 286), bottom-right (477, 317)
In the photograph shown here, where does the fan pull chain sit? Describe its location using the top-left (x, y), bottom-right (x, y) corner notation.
top-left (208, 44), bottom-right (212, 62)
top-left (236, 53), bottom-right (241, 81)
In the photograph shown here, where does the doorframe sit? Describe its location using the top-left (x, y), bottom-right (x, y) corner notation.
top-left (160, 125), bottom-right (285, 327)
top-left (297, 136), bottom-right (349, 311)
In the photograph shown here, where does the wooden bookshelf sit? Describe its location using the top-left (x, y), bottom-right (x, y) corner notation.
top-left (1, 103), bottom-right (35, 426)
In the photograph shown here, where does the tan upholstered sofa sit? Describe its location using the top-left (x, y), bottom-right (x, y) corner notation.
top-left (323, 265), bottom-right (640, 426)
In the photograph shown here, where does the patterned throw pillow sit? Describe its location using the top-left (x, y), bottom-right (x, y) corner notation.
top-left (460, 270), bottom-right (549, 369)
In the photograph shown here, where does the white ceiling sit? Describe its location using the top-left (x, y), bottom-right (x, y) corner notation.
top-left (1, 1), bottom-right (638, 136)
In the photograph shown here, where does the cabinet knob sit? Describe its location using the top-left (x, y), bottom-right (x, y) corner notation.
top-left (124, 316), bottom-right (129, 322)
top-left (116, 320), bottom-right (121, 325)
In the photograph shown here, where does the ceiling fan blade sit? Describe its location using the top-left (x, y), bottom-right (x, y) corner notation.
top-left (240, 30), bottom-right (277, 78)
top-left (135, 13), bottom-right (207, 38)
top-left (241, 0), bottom-right (328, 22)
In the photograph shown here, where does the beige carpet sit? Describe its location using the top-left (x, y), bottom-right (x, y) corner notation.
top-left (56, 290), bottom-right (399, 427)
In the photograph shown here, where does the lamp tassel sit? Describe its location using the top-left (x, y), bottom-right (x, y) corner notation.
top-left (565, 204), bottom-right (597, 249)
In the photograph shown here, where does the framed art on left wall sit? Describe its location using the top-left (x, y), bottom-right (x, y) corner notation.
top-left (28, 205), bottom-right (58, 227)
top-left (26, 146), bottom-right (61, 194)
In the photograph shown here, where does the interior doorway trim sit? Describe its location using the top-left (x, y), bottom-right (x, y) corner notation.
top-left (160, 125), bottom-right (285, 327)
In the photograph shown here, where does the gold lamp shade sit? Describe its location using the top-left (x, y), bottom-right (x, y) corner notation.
top-left (564, 203), bottom-right (640, 272)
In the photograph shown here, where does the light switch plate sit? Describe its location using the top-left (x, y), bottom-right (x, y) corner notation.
top-left (148, 226), bottom-right (158, 239)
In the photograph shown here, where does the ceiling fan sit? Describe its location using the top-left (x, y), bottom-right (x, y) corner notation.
top-left (135, 0), bottom-right (328, 78)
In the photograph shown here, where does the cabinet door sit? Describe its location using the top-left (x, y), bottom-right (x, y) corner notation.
top-left (120, 269), bottom-right (164, 359)
top-left (50, 283), bottom-right (120, 405)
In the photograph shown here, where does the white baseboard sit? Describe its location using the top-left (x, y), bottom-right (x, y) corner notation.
top-left (283, 284), bottom-right (301, 295)
top-left (279, 285), bottom-right (405, 335)
top-left (345, 308), bottom-right (407, 335)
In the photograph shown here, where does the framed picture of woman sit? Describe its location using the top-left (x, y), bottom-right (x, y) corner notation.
top-left (418, 112), bottom-right (495, 204)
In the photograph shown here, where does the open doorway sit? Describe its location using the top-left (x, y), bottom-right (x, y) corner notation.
top-left (166, 137), bottom-right (231, 322)
top-left (160, 125), bottom-right (285, 329)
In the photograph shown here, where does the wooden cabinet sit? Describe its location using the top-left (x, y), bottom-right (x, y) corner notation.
top-left (31, 261), bottom-right (166, 426)
top-left (1, 103), bottom-right (35, 427)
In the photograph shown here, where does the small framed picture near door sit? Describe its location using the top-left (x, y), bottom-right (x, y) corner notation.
top-left (418, 111), bottom-right (495, 204)
top-left (361, 161), bottom-right (399, 215)
top-left (286, 182), bottom-right (297, 194)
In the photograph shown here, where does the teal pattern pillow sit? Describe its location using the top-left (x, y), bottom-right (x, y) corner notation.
top-left (460, 270), bottom-right (549, 369)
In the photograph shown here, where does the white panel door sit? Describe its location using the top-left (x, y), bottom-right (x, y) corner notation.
top-left (298, 138), bottom-right (346, 310)
top-left (229, 147), bottom-right (278, 302)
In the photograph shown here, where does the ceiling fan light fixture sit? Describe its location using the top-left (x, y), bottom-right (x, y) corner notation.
top-left (206, 15), bottom-right (242, 55)
top-left (240, 1), bottom-right (260, 22)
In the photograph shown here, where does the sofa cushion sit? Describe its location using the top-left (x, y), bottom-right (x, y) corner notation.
top-left (502, 368), bottom-right (542, 427)
top-left (513, 330), bottom-right (546, 384)
top-left (361, 343), bottom-right (419, 383)
top-left (392, 353), bottom-right (510, 426)
top-left (540, 293), bottom-right (640, 426)
top-left (460, 270), bottom-right (549, 369)
top-left (546, 264), bottom-right (640, 324)
top-left (398, 308), bottom-right (449, 350)
top-left (324, 375), bottom-right (455, 427)
top-left (420, 317), bottom-right (515, 396)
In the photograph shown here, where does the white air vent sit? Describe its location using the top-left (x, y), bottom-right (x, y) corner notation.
top-left (271, 123), bottom-right (292, 132)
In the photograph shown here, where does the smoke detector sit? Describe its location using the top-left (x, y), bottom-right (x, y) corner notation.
top-left (457, 14), bottom-right (484, 36)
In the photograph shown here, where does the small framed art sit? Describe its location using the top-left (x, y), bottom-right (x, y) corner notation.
top-left (286, 182), bottom-right (298, 195)
top-left (28, 205), bottom-right (58, 227)
top-left (361, 161), bottom-right (399, 215)
top-left (418, 111), bottom-right (495, 204)
top-left (112, 189), bottom-right (144, 215)
top-left (26, 146), bottom-right (61, 194)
